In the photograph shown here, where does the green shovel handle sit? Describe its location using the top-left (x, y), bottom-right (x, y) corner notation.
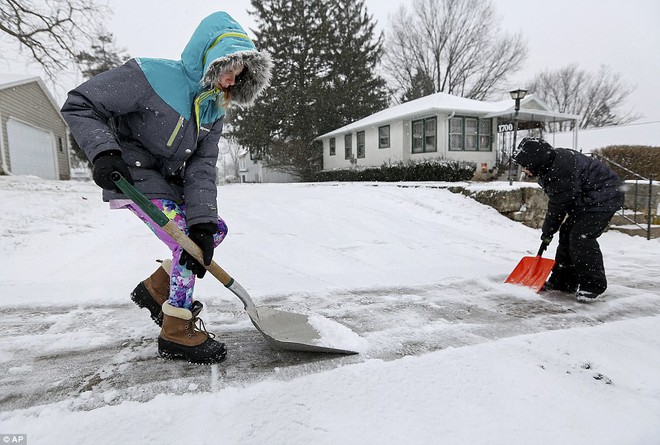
top-left (110, 172), bottom-right (169, 227)
top-left (109, 172), bottom-right (239, 291)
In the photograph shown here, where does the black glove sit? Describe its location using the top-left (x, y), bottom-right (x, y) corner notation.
top-left (538, 233), bottom-right (554, 256)
top-left (541, 233), bottom-right (554, 245)
top-left (179, 222), bottom-right (217, 278)
top-left (92, 151), bottom-right (134, 191)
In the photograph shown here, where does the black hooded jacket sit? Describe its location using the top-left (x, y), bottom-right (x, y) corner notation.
top-left (538, 148), bottom-right (624, 236)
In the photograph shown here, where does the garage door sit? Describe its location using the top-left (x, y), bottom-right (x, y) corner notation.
top-left (7, 118), bottom-right (57, 180)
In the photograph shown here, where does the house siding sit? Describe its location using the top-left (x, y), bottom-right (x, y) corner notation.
top-left (325, 120), bottom-right (409, 170)
top-left (239, 155), bottom-right (300, 183)
top-left (0, 80), bottom-right (70, 179)
top-left (322, 114), bottom-right (497, 173)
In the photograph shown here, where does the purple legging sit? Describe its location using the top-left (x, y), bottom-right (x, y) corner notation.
top-left (124, 199), bottom-right (227, 309)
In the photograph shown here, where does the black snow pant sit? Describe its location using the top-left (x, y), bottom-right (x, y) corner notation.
top-left (546, 210), bottom-right (617, 295)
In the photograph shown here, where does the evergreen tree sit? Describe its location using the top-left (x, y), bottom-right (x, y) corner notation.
top-left (400, 67), bottom-right (435, 102)
top-left (228, 0), bottom-right (388, 179)
top-left (75, 32), bottom-right (129, 78)
top-left (69, 32), bottom-right (129, 168)
top-left (319, 1), bottom-right (388, 132)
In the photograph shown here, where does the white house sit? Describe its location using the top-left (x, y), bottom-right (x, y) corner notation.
top-left (316, 92), bottom-right (580, 176)
top-left (237, 149), bottom-right (300, 183)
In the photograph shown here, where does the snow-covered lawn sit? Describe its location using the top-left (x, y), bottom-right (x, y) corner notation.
top-left (1, 176), bottom-right (659, 444)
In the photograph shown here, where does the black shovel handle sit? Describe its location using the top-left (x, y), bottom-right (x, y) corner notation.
top-left (537, 240), bottom-right (550, 257)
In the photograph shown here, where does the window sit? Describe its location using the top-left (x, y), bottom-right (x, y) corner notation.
top-left (449, 117), bottom-right (464, 150)
top-left (344, 134), bottom-right (352, 159)
top-left (356, 131), bottom-right (365, 158)
top-left (58, 137), bottom-right (64, 153)
top-left (378, 125), bottom-right (390, 148)
top-left (412, 117), bottom-right (437, 153)
top-left (465, 118), bottom-right (478, 150)
top-left (329, 137), bottom-right (336, 156)
top-left (449, 116), bottom-right (492, 151)
top-left (479, 119), bottom-right (492, 151)
top-left (425, 118), bottom-right (437, 152)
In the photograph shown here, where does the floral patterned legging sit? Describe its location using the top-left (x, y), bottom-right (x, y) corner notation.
top-left (125, 199), bottom-right (227, 309)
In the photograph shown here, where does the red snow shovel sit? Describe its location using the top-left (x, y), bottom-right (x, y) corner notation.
top-left (111, 172), bottom-right (357, 354)
top-left (505, 241), bottom-right (555, 292)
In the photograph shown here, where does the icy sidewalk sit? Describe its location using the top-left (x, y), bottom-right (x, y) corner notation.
top-left (2, 275), bottom-right (659, 413)
top-left (2, 309), bottom-right (660, 445)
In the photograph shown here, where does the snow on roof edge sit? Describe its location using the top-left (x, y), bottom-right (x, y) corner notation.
top-left (0, 73), bottom-right (41, 90)
top-left (316, 93), bottom-right (576, 139)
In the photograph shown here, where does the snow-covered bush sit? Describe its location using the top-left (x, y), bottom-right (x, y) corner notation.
top-left (314, 159), bottom-right (475, 182)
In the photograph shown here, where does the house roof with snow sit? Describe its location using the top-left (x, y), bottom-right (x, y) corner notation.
top-left (0, 73), bottom-right (64, 117)
top-left (317, 92), bottom-right (581, 139)
top-left (0, 73), bottom-right (40, 88)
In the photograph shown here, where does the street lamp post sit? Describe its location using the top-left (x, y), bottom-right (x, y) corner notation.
top-left (508, 88), bottom-right (528, 185)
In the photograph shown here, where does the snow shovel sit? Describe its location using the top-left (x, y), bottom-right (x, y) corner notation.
top-left (111, 172), bottom-right (357, 354)
top-left (505, 241), bottom-right (555, 293)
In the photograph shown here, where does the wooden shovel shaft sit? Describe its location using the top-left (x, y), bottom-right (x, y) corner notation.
top-left (160, 220), bottom-right (232, 286)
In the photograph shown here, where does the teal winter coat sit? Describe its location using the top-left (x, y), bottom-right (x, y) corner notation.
top-left (62, 12), bottom-right (271, 226)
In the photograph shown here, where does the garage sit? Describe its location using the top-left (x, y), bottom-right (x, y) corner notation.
top-left (0, 74), bottom-right (70, 180)
top-left (7, 118), bottom-right (57, 180)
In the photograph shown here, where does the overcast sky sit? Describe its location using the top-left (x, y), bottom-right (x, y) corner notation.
top-left (3, 0), bottom-right (659, 121)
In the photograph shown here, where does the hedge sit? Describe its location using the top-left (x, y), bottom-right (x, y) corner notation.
top-left (592, 145), bottom-right (660, 180)
top-left (313, 159), bottom-right (476, 182)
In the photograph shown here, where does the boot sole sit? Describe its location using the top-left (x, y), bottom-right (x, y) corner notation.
top-left (158, 350), bottom-right (227, 365)
top-left (131, 283), bottom-right (164, 326)
top-left (158, 337), bottom-right (227, 365)
top-left (577, 294), bottom-right (603, 303)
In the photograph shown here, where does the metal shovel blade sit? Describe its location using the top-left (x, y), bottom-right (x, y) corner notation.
top-left (227, 280), bottom-right (358, 354)
top-left (505, 255), bottom-right (556, 292)
top-left (249, 307), bottom-right (358, 354)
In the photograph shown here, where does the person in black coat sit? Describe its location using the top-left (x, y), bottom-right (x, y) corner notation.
top-left (512, 137), bottom-right (625, 301)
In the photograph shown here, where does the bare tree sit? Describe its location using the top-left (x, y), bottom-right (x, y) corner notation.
top-left (218, 136), bottom-right (243, 182)
top-left (529, 64), bottom-right (639, 130)
top-left (383, 0), bottom-right (527, 102)
top-left (0, 0), bottom-right (105, 78)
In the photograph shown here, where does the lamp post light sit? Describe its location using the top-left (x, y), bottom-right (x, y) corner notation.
top-left (508, 88), bottom-right (528, 185)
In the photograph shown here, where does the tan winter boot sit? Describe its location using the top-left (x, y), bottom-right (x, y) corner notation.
top-left (158, 301), bottom-right (227, 364)
top-left (131, 259), bottom-right (171, 326)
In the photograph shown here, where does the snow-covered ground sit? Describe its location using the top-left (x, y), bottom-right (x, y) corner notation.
top-left (1, 175), bottom-right (659, 445)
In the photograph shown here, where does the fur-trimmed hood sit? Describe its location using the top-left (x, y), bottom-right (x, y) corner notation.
top-left (201, 49), bottom-right (272, 106)
top-left (137, 12), bottom-right (271, 122)
top-left (184, 12), bottom-right (272, 106)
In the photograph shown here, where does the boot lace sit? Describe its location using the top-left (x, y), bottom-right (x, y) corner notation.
top-left (187, 315), bottom-right (216, 339)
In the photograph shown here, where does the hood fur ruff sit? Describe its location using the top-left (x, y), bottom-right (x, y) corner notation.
top-left (202, 50), bottom-right (272, 106)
